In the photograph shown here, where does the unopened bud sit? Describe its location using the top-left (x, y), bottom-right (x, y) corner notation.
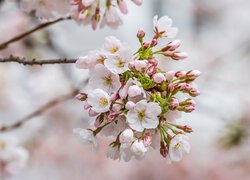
top-left (128, 85), bottom-right (142, 97)
top-left (168, 97), bottom-right (179, 110)
top-left (134, 60), bottom-right (147, 72)
top-left (153, 73), bottom-right (166, 84)
top-left (186, 70), bottom-right (201, 80)
top-left (137, 28), bottom-right (145, 39)
top-left (75, 93), bottom-right (87, 101)
top-left (165, 71), bottom-right (176, 81)
top-left (119, 129), bottom-right (134, 144)
top-left (117, 0), bottom-right (128, 14)
top-left (175, 71), bottom-right (187, 78)
top-left (151, 39), bottom-right (158, 47)
top-left (88, 109), bottom-right (98, 117)
top-left (125, 101), bottom-right (135, 110)
top-left (160, 141), bottom-right (168, 158)
top-left (172, 52), bottom-right (188, 60)
top-left (189, 88), bottom-right (200, 97)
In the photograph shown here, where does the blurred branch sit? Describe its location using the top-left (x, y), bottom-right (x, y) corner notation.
top-left (0, 89), bottom-right (79, 132)
top-left (0, 55), bottom-right (77, 65)
top-left (0, 16), bottom-right (71, 50)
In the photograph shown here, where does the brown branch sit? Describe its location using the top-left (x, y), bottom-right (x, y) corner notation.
top-left (0, 16), bottom-right (71, 50)
top-left (0, 89), bottom-right (79, 132)
top-left (0, 55), bottom-right (77, 65)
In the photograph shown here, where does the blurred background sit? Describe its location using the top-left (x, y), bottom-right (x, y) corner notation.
top-left (1, 0), bottom-right (250, 179)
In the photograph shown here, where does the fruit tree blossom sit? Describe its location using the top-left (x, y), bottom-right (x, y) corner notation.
top-left (73, 15), bottom-right (201, 162)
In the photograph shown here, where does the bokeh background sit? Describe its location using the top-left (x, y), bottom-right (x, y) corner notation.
top-left (1, 0), bottom-right (250, 179)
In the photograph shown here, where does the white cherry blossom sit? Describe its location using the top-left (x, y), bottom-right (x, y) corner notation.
top-left (169, 134), bottom-right (190, 162)
top-left (88, 64), bottom-right (121, 95)
top-left (87, 89), bottom-right (111, 113)
top-left (153, 15), bottom-right (178, 38)
top-left (103, 36), bottom-right (122, 54)
top-left (126, 100), bottom-right (162, 132)
top-left (104, 47), bottom-right (133, 74)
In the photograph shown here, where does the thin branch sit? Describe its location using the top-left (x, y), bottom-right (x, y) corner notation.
top-left (0, 16), bottom-right (71, 50)
top-left (0, 55), bottom-right (77, 65)
top-left (0, 89), bottom-right (79, 132)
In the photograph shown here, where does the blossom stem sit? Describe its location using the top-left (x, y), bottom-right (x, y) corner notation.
top-left (0, 16), bottom-right (71, 50)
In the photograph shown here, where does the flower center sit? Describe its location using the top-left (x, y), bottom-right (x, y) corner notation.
top-left (116, 60), bottom-right (125, 68)
top-left (104, 76), bottom-right (113, 86)
top-left (97, 56), bottom-right (106, 64)
top-left (111, 47), bottom-right (119, 54)
top-left (137, 111), bottom-right (146, 121)
top-left (173, 142), bottom-right (182, 151)
top-left (99, 98), bottom-right (108, 107)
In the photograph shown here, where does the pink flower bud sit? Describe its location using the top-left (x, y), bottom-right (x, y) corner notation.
top-left (160, 141), bottom-right (168, 158)
top-left (84, 103), bottom-right (91, 110)
top-left (151, 39), bottom-right (158, 47)
top-left (172, 52), bottom-right (188, 60)
top-left (175, 71), bottom-right (187, 78)
top-left (132, 0), bottom-right (143, 6)
top-left (118, 0), bottom-right (128, 14)
top-left (119, 129), bottom-right (134, 144)
top-left (167, 40), bottom-right (181, 51)
top-left (165, 71), bottom-right (176, 81)
top-left (91, 18), bottom-right (98, 30)
top-left (88, 109), bottom-right (98, 117)
top-left (168, 97), bottom-right (179, 110)
top-left (143, 42), bottom-right (150, 49)
top-left (75, 93), bottom-right (87, 101)
top-left (137, 28), bottom-right (145, 39)
top-left (143, 132), bottom-right (152, 147)
top-left (175, 83), bottom-right (187, 90)
top-left (167, 83), bottom-right (175, 91)
top-left (128, 85), bottom-right (142, 97)
top-left (125, 101), bottom-right (135, 110)
top-left (128, 61), bottom-right (135, 68)
top-left (148, 58), bottom-right (157, 65)
top-left (153, 73), bottom-right (166, 84)
top-left (189, 88), bottom-right (200, 97)
top-left (112, 103), bottom-right (122, 112)
top-left (134, 60), bottom-right (147, 72)
top-left (184, 106), bottom-right (196, 113)
top-left (186, 70), bottom-right (201, 80)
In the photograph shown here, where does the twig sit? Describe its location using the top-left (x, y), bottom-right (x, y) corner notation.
top-left (0, 55), bottom-right (77, 65)
top-left (0, 89), bottom-right (79, 132)
top-left (0, 16), bottom-right (71, 50)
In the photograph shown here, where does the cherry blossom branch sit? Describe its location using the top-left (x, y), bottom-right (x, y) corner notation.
top-left (0, 16), bottom-right (71, 50)
top-left (0, 55), bottom-right (77, 65)
top-left (0, 89), bottom-right (79, 132)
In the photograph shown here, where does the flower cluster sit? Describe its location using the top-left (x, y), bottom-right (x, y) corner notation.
top-left (74, 16), bottom-right (200, 163)
top-left (20, 0), bottom-right (143, 29)
top-left (0, 136), bottom-right (29, 177)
